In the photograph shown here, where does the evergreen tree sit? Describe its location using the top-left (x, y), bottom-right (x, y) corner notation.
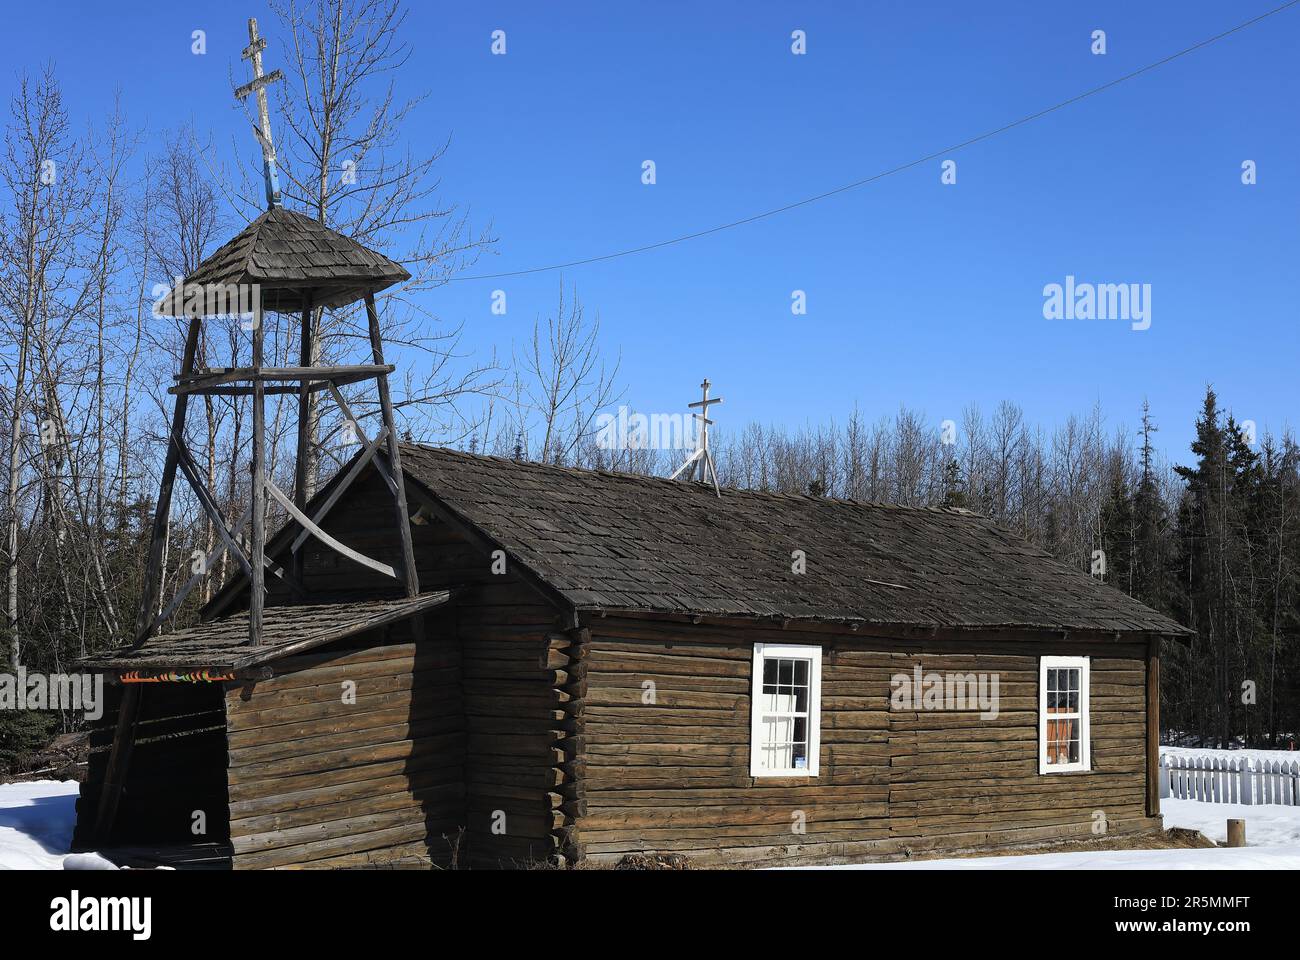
top-left (1171, 387), bottom-right (1230, 745)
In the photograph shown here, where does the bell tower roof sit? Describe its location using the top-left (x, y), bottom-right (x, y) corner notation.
top-left (155, 206), bottom-right (411, 315)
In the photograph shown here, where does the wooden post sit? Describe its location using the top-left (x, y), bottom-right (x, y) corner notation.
top-left (1146, 636), bottom-right (1161, 817)
top-left (365, 292), bottom-right (419, 598)
top-left (249, 302), bottom-right (267, 644)
top-left (293, 294), bottom-right (314, 585)
top-left (96, 314), bottom-right (203, 843)
top-left (1226, 818), bottom-right (1246, 847)
top-left (133, 316), bottom-right (203, 643)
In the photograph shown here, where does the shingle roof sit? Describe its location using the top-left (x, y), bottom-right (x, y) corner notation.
top-left (399, 445), bottom-right (1192, 637)
top-left (154, 206), bottom-right (410, 315)
top-left (80, 593), bottom-right (450, 674)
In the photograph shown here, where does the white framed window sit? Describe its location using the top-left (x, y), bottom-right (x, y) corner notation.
top-left (750, 643), bottom-right (822, 777)
top-left (1039, 656), bottom-right (1090, 773)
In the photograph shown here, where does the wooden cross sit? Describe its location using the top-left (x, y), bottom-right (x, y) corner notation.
top-left (670, 378), bottom-right (724, 496)
top-left (235, 18), bottom-right (284, 209)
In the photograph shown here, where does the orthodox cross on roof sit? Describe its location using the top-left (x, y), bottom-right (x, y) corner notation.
top-left (234, 17), bottom-right (284, 209)
top-left (670, 378), bottom-right (723, 496)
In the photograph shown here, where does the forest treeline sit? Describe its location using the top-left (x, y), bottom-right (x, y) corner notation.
top-left (1, 2), bottom-right (1295, 772)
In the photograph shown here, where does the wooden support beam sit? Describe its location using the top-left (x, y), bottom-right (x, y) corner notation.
top-left (250, 305), bottom-right (267, 646)
top-left (93, 685), bottom-right (141, 844)
top-left (134, 316), bottom-right (203, 643)
top-left (173, 437), bottom-right (255, 582)
top-left (365, 292), bottom-right (419, 598)
top-left (290, 427), bottom-right (387, 553)
top-left (174, 364), bottom-right (393, 384)
top-left (169, 364), bottom-right (392, 396)
top-left (293, 295), bottom-right (314, 586)
top-left (169, 381), bottom-right (361, 398)
top-left (265, 479), bottom-right (398, 580)
top-left (324, 380), bottom-right (397, 496)
top-left (1146, 637), bottom-right (1161, 817)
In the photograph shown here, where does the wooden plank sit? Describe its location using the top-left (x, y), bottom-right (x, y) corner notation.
top-left (1146, 637), bottom-right (1160, 817)
top-left (324, 381), bottom-right (396, 495)
top-left (289, 427), bottom-right (387, 553)
top-left (365, 292), bottom-right (419, 598)
top-left (264, 479), bottom-right (398, 580)
top-left (173, 438), bottom-right (255, 582)
top-left (170, 363), bottom-right (393, 393)
top-left (250, 302), bottom-right (267, 645)
top-left (133, 315), bottom-right (202, 645)
top-left (293, 293), bottom-right (314, 586)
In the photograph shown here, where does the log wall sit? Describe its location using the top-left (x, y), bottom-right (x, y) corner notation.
top-left (221, 469), bottom-right (575, 868)
top-left (224, 618), bottom-right (464, 869)
top-left (576, 616), bottom-right (1157, 866)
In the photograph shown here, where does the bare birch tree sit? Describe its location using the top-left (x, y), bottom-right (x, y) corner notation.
top-left (222, 0), bottom-right (494, 495)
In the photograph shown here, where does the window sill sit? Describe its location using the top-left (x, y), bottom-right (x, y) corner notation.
top-left (750, 772), bottom-right (818, 783)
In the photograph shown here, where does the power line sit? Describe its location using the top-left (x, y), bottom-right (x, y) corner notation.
top-left (452, 1), bottom-right (1299, 282)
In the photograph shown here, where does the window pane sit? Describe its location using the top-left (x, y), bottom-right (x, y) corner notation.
top-left (763, 659), bottom-right (778, 685)
top-left (793, 685), bottom-right (808, 712)
top-left (794, 659), bottom-right (809, 685)
top-left (1046, 717), bottom-right (1079, 765)
top-left (778, 659), bottom-right (794, 685)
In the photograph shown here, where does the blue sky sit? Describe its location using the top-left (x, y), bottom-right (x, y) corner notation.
top-left (12, 1), bottom-right (1300, 463)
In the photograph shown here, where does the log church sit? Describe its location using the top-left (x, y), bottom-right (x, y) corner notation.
top-left (75, 443), bottom-right (1191, 868)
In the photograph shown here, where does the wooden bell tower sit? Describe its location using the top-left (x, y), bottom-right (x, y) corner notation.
top-left (95, 19), bottom-right (420, 841)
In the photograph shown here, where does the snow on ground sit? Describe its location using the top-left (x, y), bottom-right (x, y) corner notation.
top-left (4, 777), bottom-right (1299, 871)
top-left (800, 796), bottom-right (1300, 870)
top-left (0, 779), bottom-right (115, 870)
top-left (1160, 797), bottom-right (1300, 846)
top-left (794, 847), bottom-right (1300, 870)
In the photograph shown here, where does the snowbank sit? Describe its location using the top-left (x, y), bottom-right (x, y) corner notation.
top-left (791, 846), bottom-right (1300, 870)
top-left (1160, 796), bottom-right (1300, 845)
top-left (0, 779), bottom-right (115, 870)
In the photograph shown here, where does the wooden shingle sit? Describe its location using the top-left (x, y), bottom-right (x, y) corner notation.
top-left (398, 445), bottom-right (1193, 637)
top-left (81, 593), bottom-right (451, 673)
top-left (153, 206), bottom-right (410, 315)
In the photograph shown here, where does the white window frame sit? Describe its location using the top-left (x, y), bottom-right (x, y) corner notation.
top-left (749, 642), bottom-right (822, 778)
top-left (1038, 655), bottom-right (1091, 774)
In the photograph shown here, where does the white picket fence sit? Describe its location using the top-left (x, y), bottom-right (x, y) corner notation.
top-left (1160, 753), bottom-right (1300, 805)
